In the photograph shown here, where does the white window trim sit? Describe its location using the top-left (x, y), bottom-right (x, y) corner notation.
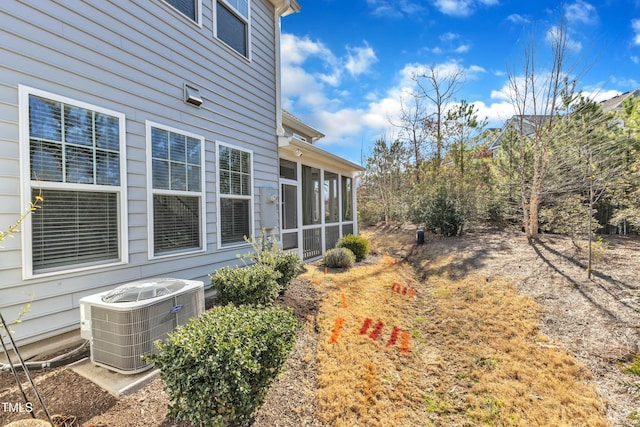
top-left (213, 0), bottom-right (252, 61)
top-left (160, 0), bottom-right (203, 27)
top-left (216, 140), bottom-right (254, 249)
top-left (18, 85), bottom-right (129, 279)
top-left (145, 121), bottom-right (207, 259)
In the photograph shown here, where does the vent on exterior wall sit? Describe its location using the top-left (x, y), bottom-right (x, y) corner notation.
top-left (79, 278), bottom-right (204, 374)
top-left (184, 84), bottom-right (203, 106)
top-left (292, 133), bottom-right (307, 142)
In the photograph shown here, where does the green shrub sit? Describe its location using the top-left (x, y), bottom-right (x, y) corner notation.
top-left (210, 264), bottom-right (281, 306)
top-left (241, 230), bottom-right (302, 294)
top-left (486, 199), bottom-right (505, 225)
top-left (336, 234), bottom-right (370, 260)
top-left (147, 304), bottom-right (299, 427)
top-left (414, 186), bottom-right (464, 237)
top-left (273, 251), bottom-right (302, 293)
top-left (323, 247), bottom-right (356, 269)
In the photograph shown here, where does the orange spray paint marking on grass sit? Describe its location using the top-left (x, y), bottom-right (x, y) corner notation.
top-left (386, 326), bottom-right (400, 346)
top-left (409, 288), bottom-right (416, 298)
top-left (400, 331), bottom-right (410, 353)
top-left (329, 317), bottom-right (345, 343)
top-left (369, 321), bottom-right (384, 341)
top-left (341, 292), bottom-right (347, 308)
top-left (402, 287), bottom-right (407, 295)
top-left (359, 318), bottom-right (373, 335)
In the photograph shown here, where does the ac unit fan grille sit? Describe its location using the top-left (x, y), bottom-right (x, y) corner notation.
top-left (90, 288), bottom-right (203, 373)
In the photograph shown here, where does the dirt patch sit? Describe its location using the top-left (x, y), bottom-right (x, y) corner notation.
top-left (1, 225), bottom-right (639, 426)
top-left (0, 367), bottom-right (117, 426)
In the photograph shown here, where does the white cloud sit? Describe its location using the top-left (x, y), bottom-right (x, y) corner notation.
top-left (470, 100), bottom-right (516, 126)
top-left (565, 1), bottom-right (598, 25)
top-left (345, 44), bottom-right (378, 76)
top-left (281, 33), bottom-right (335, 66)
top-left (582, 89), bottom-right (622, 103)
top-left (282, 33), bottom-right (495, 147)
top-left (429, 32), bottom-right (473, 55)
top-left (440, 32), bottom-right (460, 42)
top-left (506, 13), bottom-right (530, 25)
top-left (632, 19), bottom-right (640, 45)
top-left (366, 0), bottom-right (425, 18)
top-left (431, 0), bottom-right (499, 17)
top-left (432, 0), bottom-right (473, 17)
top-left (280, 34), bottom-right (333, 108)
top-left (608, 76), bottom-right (640, 89)
top-left (454, 44), bottom-right (471, 54)
top-left (546, 25), bottom-right (582, 52)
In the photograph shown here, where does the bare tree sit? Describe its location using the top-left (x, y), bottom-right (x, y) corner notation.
top-left (413, 64), bottom-right (465, 169)
top-left (393, 95), bottom-right (430, 177)
top-left (506, 18), bottom-right (578, 239)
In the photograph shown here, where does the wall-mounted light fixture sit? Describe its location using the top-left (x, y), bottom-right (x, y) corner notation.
top-left (184, 84), bottom-right (203, 107)
top-left (294, 148), bottom-right (303, 157)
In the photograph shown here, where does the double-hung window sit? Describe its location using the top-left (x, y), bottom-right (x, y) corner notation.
top-left (21, 86), bottom-right (127, 276)
top-left (215, 0), bottom-right (250, 57)
top-left (147, 122), bottom-right (205, 257)
top-left (163, 0), bottom-right (202, 24)
top-left (217, 142), bottom-right (253, 246)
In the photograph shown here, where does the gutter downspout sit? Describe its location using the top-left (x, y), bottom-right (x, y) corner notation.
top-left (273, 0), bottom-right (299, 141)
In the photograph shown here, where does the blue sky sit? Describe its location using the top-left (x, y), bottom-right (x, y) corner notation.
top-left (280, 0), bottom-right (640, 165)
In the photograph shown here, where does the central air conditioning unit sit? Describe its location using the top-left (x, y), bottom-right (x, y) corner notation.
top-left (79, 278), bottom-right (204, 375)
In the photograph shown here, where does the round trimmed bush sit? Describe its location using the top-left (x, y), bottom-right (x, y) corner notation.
top-left (210, 264), bottom-right (281, 306)
top-left (146, 304), bottom-right (299, 427)
top-left (323, 247), bottom-right (356, 269)
top-left (336, 234), bottom-right (370, 260)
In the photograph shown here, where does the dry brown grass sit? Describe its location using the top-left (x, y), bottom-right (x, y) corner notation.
top-left (300, 250), bottom-right (610, 426)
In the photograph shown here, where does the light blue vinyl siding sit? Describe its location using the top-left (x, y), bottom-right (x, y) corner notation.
top-left (0, 0), bottom-right (280, 346)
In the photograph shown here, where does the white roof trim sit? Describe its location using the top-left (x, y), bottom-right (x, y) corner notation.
top-left (279, 137), bottom-right (364, 172)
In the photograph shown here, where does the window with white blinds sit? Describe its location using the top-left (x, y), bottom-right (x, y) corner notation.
top-left (217, 142), bottom-right (252, 246)
top-left (32, 190), bottom-right (119, 270)
top-left (148, 122), bottom-right (205, 256)
top-left (23, 87), bottom-right (126, 275)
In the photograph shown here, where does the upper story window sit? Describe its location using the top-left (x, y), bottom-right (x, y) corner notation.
top-left (21, 86), bottom-right (127, 276)
top-left (215, 0), bottom-right (250, 57)
top-left (147, 122), bottom-right (205, 257)
top-left (163, 0), bottom-right (202, 24)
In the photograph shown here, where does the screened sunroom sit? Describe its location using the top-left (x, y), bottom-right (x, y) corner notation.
top-left (278, 111), bottom-right (363, 261)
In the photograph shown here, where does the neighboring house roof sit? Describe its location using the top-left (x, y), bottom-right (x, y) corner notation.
top-left (488, 115), bottom-right (550, 154)
top-left (282, 110), bottom-right (325, 144)
top-left (598, 89), bottom-right (640, 113)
